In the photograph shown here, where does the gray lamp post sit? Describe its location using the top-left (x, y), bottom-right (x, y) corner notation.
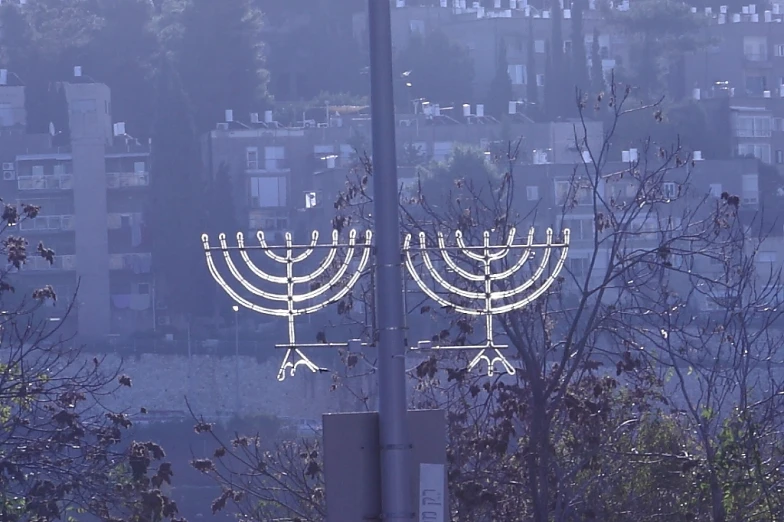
top-left (367, 1), bottom-right (413, 521)
top-left (232, 305), bottom-right (240, 413)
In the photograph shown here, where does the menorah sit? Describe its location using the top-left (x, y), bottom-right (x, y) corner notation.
top-left (201, 229), bottom-right (373, 381)
top-left (403, 227), bottom-right (570, 376)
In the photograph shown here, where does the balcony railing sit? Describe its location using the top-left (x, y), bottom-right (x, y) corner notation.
top-left (109, 252), bottom-right (152, 273)
top-left (107, 171), bottom-right (150, 188)
top-left (23, 254), bottom-right (76, 271)
top-left (17, 175), bottom-right (74, 191)
top-left (19, 214), bottom-right (75, 232)
top-left (744, 52), bottom-right (770, 62)
top-left (246, 159), bottom-right (290, 172)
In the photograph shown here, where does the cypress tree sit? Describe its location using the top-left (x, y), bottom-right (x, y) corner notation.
top-left (486, 40), bottom-right (514, 118)
top-left (570, 0), bottom-right (590, 96)
top-left (148, 62), bottom-right (210, 317)
top-left (526, 19), bottom-right (540, 111)
top-left (590, 28), bottom-right (606, 95)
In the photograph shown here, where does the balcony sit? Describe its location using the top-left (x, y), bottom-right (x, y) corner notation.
top-left (743, 52), bottom-right (772, 67)
top-left (23, 254), bottom-right (76, 271)
top-left (246, 159), bottom-right (290, 173)
top-left (19, 214), bottom-right (75, 233)
top-left (17, 175), bottom-right (74, 191)
top-left (109, 252), bottom-right (152, 273)
top-left (107, 171), bottom-right (149, 188)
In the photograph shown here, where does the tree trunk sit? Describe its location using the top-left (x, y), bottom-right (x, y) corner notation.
top-left (528, 390), bottom-right (551, 522)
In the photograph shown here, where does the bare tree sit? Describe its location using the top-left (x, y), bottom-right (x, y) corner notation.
top-left (192, 79), bottom-right (784, 522)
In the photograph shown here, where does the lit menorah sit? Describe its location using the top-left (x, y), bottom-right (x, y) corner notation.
top-left (201, 229), bottom-right (373, 381)
top-left (404, 227), bottom-right (570, 376)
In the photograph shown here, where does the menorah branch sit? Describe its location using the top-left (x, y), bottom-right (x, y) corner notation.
top-left (202, 229), bottom-right (373, 382)
top-left (404, 227), bottom-right (570, 376)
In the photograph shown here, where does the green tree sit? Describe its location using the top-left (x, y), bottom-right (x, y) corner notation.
top-left (260, 0), bottom-right (367, 100)
top-left (174, 0), bottom-right (269, 132)
top-left (84, 0), bottom-right (159, 138)
top-left (548, 0), bottom-right (566, 117)
top-left (485, 41), bottom-right (514, 119)
top-left (590, 27), bottom-right (606, 95)
top-left (204, 163), bottom-right (240, 320)
top-left (526, 31), bottom-right (540, 113)
top-left (395, 31), bottom-right (475, 105)
top-left (570, 0), bottom-right (590, 96)
top-left (148, 61), bottom-right (210, 318)
top-left (611, 0), bottom-right (706, 100)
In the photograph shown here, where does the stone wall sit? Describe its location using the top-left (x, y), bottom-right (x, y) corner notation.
top-left (93, 352), bottom-right (352, 420)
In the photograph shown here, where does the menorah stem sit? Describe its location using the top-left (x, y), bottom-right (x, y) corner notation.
top-left (369, 0), bottom-right (414, 519)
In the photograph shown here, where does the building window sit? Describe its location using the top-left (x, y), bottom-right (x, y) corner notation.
top-left (777, 150), bottom-right (784, 164)
top-left (534, 39), bottom-right (545, 53)
top-left (0, 102), bottom-right (11, 126)
top-left (745, 75), bottom-right (768, 96)
top-left (135, 282), bottom-right (151, 295)
top-left (662, 182), bottom-right (677, 198)
top-left (709, 183), bottom-right (723, 197)
top-left (53, 164), bottom-right (66, 176)
top-left (536, 74), bottom-right (545, 87)
top-left (246, 147), bottom-right (259, 170)
top-left (507, 64), bottom-right (526, 85)
top-left (134, 161), bottom-right (146, 173)
top-left (737, 143), bottom-right (771, 163)
top-left (340, 144), bottom-right (354, 160)
top-left (264, 146), bottom-right (285, 170)
top-left (734, 115), bottom-right (772, 137)
top-left (742, 173), bottom-right (759, 204)
top-left (561, 217), bottom-right (594, 240)
top-left (567, 257), bottom-right (590, 276)
top-left (555, 180), bottom-right (592, 205)
top-left (776, 44), bottom-right (784, 57)
top-left (526, 185), bottom-right (539, 201)
top-left (775, 117), bottom-right (784, 131)
top-left (250, 176), bottom-right (286, 208)
top-left (563, 40), bottom-right (572, 54)
top-left (32, 165), bottom-right (44, 177)
top-left (744, 36), bottom-right (768, 61)
top-left (433, 141), bottom-right (453, 162)
top-left (409, 20), bottom-right (425, 34)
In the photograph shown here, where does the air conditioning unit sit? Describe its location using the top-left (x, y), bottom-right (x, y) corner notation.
top-left (3, 170), bottom-right (15, 181)
top-left (2, 162), bottom-right (14, 171)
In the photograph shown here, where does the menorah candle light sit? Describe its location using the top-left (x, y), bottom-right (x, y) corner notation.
top-left (404, 227), bottom-right (570, 376)
top-left (201, 229), bottom-right (373, 381)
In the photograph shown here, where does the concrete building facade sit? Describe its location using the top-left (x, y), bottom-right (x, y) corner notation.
top-left (0, 69), bottom-right (153, 343)
top-left (201, 106), bottom-right (604, 238)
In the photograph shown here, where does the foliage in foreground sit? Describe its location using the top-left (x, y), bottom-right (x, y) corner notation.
top-left (190, 79), bottom-right (784, 522)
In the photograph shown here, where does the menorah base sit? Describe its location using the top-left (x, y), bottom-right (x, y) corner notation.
top-left (410, 340), bottom-right (508, 351)
top-left (274, 341), bottom-right (369, 350)
top-left (409, 341), bottom-right (516, 377)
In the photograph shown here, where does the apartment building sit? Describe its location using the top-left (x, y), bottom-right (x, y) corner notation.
top-left (200, 105), bottom-right (604, 237)
top-left (686, 4), bottom-right (784, 170)
top-left (507, 155), bottom-right (782, 310)
top-left (0, 68), bottom-right (153, 342)
top-left (352, 0), bottom-right (624, 101)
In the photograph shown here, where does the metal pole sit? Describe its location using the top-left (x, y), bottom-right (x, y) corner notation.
top-left (368, 1), bottom-right (413, 521)
top-left (234, 308), bottom-right (240, 413)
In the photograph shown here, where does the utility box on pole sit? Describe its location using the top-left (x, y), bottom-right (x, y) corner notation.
top-left (323, 410), bottom-right (448, 522)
